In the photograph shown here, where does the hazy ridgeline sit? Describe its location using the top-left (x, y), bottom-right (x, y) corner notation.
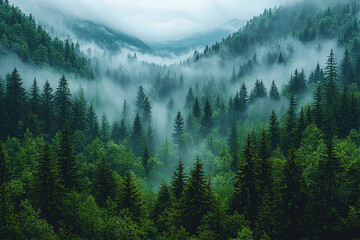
top-left (1, 0), bottom-right (360, 239)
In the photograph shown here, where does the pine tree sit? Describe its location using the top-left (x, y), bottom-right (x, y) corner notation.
top-left (58, 121), bottom-right (79, 190)
top-left (323, 49), bottom-right (339, 110)
top-left (228, 122), bottom-right (240, 170)
top-left (5, 68), bottom-right (27, 138)
top-left (93, 157), bottom-right (118, 207)
top-left (119, 119), bottom-right (128, 141)
top-left (288, 69), bottom-right (306, 96)
top-left (119, 171), bottom-right (144, 220)
top-left (280, 149), bottom-right (306, 240)
top-left (0, 142), bottom-right (9, 187)
top-left (0, 79), bottom-right (6, 140)
top-left (172, 110), bottom-right (185, 145)
top-left (312, 84), bottom-right (324, 129)
top-left (40, 80), bottom-right (54, 137)
top-left (142, 146), bottom-right (150, 176)
top-left (201, 99), bottom-right (214, 136)
top-left (71, 88), bottom-right (87, 132)
top-left (192, 97), bottom-right (201, 118)
top-left (229, 134), bottom-right (259, 223)
top-left (54, 74), bottom-right (72, 131)
top-left (131, 113), bottom-right (144, 156)
top-left (349, 93), bottom-right (360, 130)
top-left (34, 142), bottom-right (63, 226)
top-left (338, 86), bottom-right (352, 138)
top-left (268, 110), bottom-right (280, 150)
top-left (269, 80), bottom-right (280, 101)
top-left (152, 180), bottom-right (171, 231)
top-left (146, 125), bottom-right (156, 155)
top-left (171, 158), bottom-right (187, 202)
top-left (100, 113), bottom-right (110, 143)
top-left (250, 79), bottom-right (267, 102)
top-left (181, 157), bottom-right (211, 234)
top-left (29, 78), bottom-right (41, 116)
top-left (341, 48), bottom-right (352, 86)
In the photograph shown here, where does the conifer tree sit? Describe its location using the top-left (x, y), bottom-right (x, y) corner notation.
top-left (0, 142), bottom-right (10, 187)
top-left (142, 146), bottom-right (150, 176)
top-left (350, 93), bottom-right (360, 130)
top-left (341, 48), bottom-right (352, 86)
top-left (312, 84), bottom-right (324, 129)
top-left (119, 171), bottom-right (144, 220)
top-left (136, 85), bottom-right (146, 115)
top-left (100, 113), bottom-right (111, 143)
top-left (192, 97), bottom-right (201, 118)
top-left (229, 134), bottom-right (259, 223)
top-left (71, 88), bottom-right (87, 132)
top-left (119, 119), bottom-right (128, 141)
top-left (338, 86), bottom-right (351, 138)
top-left (268, 110), bottom-right (280, 150)
top-left (171, 158), bottom-right (187, 202)
top-left (201, 99), bottom-right (214, 136)
top-left (34, 142), bottom-right (63, 226)
top-left (288, 69), bottom-right (306, 96)
top-left (228, 122), bottom-right (240, 170)
top-left (131, 113), bottom-right (144, 156)
top-left (58, 121), bottom-right (79, 190)
top-left (281, 95), bottom-right (297, 154)
top-left (185, 86), bottom-right (195, 108)
top-left (5, 68), bottom-right (27, 138)
top-left (258, 128), bottom-right (272, 192)
top-left (323, 49), bottom-right (339, 110)
top-left (0, 80), bottom-right (6, 139)
top-left (146, 125), bottom-right (156, 155)
top-left (142, 96), bottom-right (152, 124)
top-left (86, 103), bottom-right (100, 142)
top-left (29, 78), bottom-right (41, 116)
top-left (54, 74), bottom-right (72, 131)
top-left (40, 80), bottom-right (54, 137)
top-left (250, 79), bottom-right (267, 102)
top-left (280, 149), bottom-right (306, 240)
top-left (172, 110), bottom-right (185, 145)
top-left (152, 180), bottom-right (171, 231)
top-left (239, 82), bottom-right (249, 112)
top-left (269, 80), bottom-right (280, 101)
top-left (93, 157), bottom-right (118, 207)
top-left (181, 157), bottom-right (211, 234)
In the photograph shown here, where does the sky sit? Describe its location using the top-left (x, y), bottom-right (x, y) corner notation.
top-left (11, 0), bottom-right (297, 42)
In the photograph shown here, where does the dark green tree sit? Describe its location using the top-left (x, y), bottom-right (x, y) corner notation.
top-left (58, 122), bottom-right (79, 190)
top-left (172, 110), bottom-right (185, 145)
top-left (239, 82), bottom-right (249, 112)
top-left (269, 80), bottom-right (280, 101)
top-left (258, 128), bottom-right (272, 192)
top-left (185, 86), bottom-right (195, 108)
top-left (54, 74), bottom-right (72, 131)
top-left (281, 95), bottom-right (297, 154)
top-left (40, 80), bottom-right (54, 137)
top-left (192, 97), bottom-right (201, 118)
top-left (131, 113), bottom-right (144, 156)
top-left (268, 110), bottom-right (280, 150)
top-left (201, 99), bottom-right (214, 136)
top-left (250, 79), bottom-right (267, 102)
top-left (323, 49), bottom-right (339, 110)
top-left (142, 96), bottom-right (152, 124)
top-left (71, 88), bottom-right (87, 132)
top-left (228, 122), bottom-right (240, 170)
top-left (171, 158), bottom-right (187, 202)
top-left (92, 157), bottom-right (118, 207)
top-left (86, 103), bottom-right (99, 142)
top-left (152, 180), bottom-right (172, 232)
top-left (136, 85), bottom-right (146, 115)
top-left (312, 84), bottom-right (324, 129)
top-left (340, 48), bottom-right (352, 86)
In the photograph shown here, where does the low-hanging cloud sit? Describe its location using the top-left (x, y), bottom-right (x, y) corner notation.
top-left (12, 0), bottom-right (299, 43)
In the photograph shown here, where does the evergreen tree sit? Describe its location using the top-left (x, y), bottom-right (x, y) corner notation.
top-left (71, 88), bottom-right (87, 132)
top-left (268, 110), bottom-right (280, 150)
top-left (323, 49), bottom-right (339, 110)
top-left (142, 146), bottom-right (150, 176)
top-left (250, 79), bottom-right (267, 102)
top-left (58, 121), bottom-right (79, 190)
top-left (296, 107), bottom-right (307, 148)
top-left (136, 85), bottom-right (146, 115)
top-left (172, 110), bottom-right (185, 145)
top-left (119, 171), bottom-right (144, 220)
top-left (201, 99), bottom-right (214, 136)
top-left (40, 80), bottom-right (54, 137)
top-left (281, 95), bottom-right (297, 154)
top-left (341, 48), bottom-right (352, 86)
top-left (100, 113), bottom-right (111, 143)
top-left (146, 125), bottom-right (156, 155)
top-left (258, 128), bottom-right (272, 192)
top-left (93, 157), bottom-right (118, 207)
top-left (312, 84), bottom-right (324, 129)
top-left (185, 86), bottom-right (195, 108)
top-left (142, 96), bottom-right (152, 125)
top-left (152, 180), bottom-right (171, 231)
top-left (288, 69), bottom-right (306, 96)
top-left (181, 157), bottom-right (211, 234)
top-left (228, 122), bottom-right (240, 170)
top-left (192, 97), bottom-right (201, 118)
top-left (5, 68), bottom-right (27, 138)
top-left (54, 75), bottom-right (72, 131)
top-left (269, 80), bottom-right (280, 101)
top-left (338, 86), bottom-right (352, 138)
top-left (0, 79), bottom-right (6, 139)
top-left (171, 158), bottom-right (187, 202)
top-left (33, 142), bottom-right (63, 226)
top-left (29, 78), bottom-right (41, 116)
top-left (349, 93), bottom-right (360, 130)
top-left (280, 149), bottom-right (306, 240)
top-left (119, 119), bottom-right (128, 141)
top-left (229, 134), bottom-right (259, 223)
top-left (131, 113), bottom-right (144, 156)
top-left (239, 82), bottom-right (249, 112)
top-left (86, 103), bottom-right (99, 142)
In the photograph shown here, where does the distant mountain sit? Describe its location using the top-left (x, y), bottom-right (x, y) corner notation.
top-left (150, 18), bottom-right (246, 52)
top-left (68, 19), bottom-right (151, 52)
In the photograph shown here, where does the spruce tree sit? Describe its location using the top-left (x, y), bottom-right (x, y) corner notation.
top-left (34, 142), bottom-right (63, 226)
top-left (136, 85), bottom-right (146, 115)
top-left (93, 157), bottom-right (118, 207)
top-left (40, 80), bottom-right (54, 137)
top-left (0, 79), bottom-right (6, 140)
top-left (58, 121), bottom-right (79, 190)
top-left (54, 74), bottom-right (72, 132)
top-left (258, 128), bottom-right (272, 192)
top-left (152, 180), bottom-right (172, 231)
top-left (338, 86), bottom-right (351, 138)
top-left (171, 158), bottom-right (187, 202)
top-left (323, 49), bottom-right (339, 110)
top-left (268, 110), bottom-right (280, 150)
top-left (131, 113), bottom-right (144, 156)
top-left (269, 80), bottom-right (280, 101)
top-left (172, 110), bottom-right (185, 145)
top-left (71, 88), bottom-right (87, 132)
top-left (239, 82), bottom-right (249, 112)
top-left (29, 78), bottom-right (41, 116)
top-left (280, 149), bottom-right (306, 240)
top-left (142, 146), bottom-right (150, 176)
top-left (119, 171), bottom-right (144, 220)
top-left (201, 99), bottom-right (214, 136)
top-left (229, 134), bottom-right (259, 223)
top-left (192, 97), bottom-right (201, 118)
top-left (341, 48), bottom-right (352, 86)
top-left (86, 103), bottom-right (99, 142)
top-left (185, 86), bottom-right (195, 108)
top-left (142, 96), bottom-right (152, 125)
top-left (228, 122), bottom-right (240, 170)
top-left (281, 95), bottom-right (297, 154)
top-left (181, 157), bottom-right (211, 234)
top-left (5, 68), bottom-right (27, 138)
top-left (312, 84), bottom-right (324, 129)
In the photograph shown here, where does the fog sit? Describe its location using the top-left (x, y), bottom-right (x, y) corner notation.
top-left (12, 0), bottom-right (299, 42)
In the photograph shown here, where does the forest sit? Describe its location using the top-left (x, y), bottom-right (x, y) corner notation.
top-left (1, 0), bottom-right (360, 240)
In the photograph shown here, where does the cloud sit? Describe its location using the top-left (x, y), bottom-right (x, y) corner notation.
top-left (11, 0), bottom-right (298, 42)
